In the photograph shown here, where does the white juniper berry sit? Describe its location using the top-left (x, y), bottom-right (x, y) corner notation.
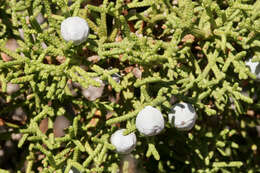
top-left (168, 102), bottom-right (197, 131)
top-left (110, 129), bottom-right (137, 154)
top-left (135, 106), bottom-right (165, 136)
top-left (61, 16), bottom-right (89, 45)
top-left (246, 58), bottom-right (260, 80)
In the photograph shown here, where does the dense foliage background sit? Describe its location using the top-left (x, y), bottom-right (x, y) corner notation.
top-left (0, 0), bottom-right (259, 172)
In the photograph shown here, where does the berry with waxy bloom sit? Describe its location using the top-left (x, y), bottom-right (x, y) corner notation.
top-left (246, 58), bottom-right (260, 80)
top-left (110, 129), bottom-right (137, 154)
top-left (61, 16), bottom-right (89, 45)
top-left (135, 106), bottom-right (165, 136)
top-left (168, 102), bottom-right (197, 131)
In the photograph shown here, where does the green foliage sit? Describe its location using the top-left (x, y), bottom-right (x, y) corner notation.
top-left (0, 0), bottom-right (259, 172)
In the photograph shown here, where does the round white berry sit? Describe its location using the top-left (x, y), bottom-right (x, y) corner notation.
top-left (61, 16), bottom-right (89, 45)
top-left (168, 102), bottom-right (197, 131)
top-left (110, 129), bottom-right (137, 154)
top-left (246, 58), bottom-right (260, 80)
top-left (135, 106), bottom-right (165, 136)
